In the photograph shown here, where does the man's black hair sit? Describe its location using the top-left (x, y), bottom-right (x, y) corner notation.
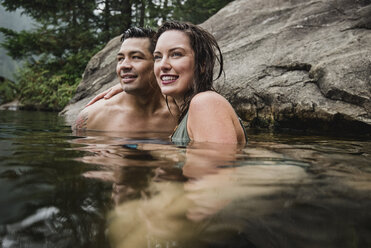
top-left (120, 27), bottom-right (156, 53)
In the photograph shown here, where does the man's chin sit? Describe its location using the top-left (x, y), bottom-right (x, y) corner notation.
top-left (122, 86), bottom-right (141, 95)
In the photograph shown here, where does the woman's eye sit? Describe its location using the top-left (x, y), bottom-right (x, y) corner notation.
top-left (153, 55), bottom-right (162, 61)
top-left (117, 57), bottom-right (124, 62)
top-left (132, 56), bottom-right (142, 59)
top-left (171, 52), bottom-right (182, 57)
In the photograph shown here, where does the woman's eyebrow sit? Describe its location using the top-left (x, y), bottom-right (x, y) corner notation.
top-left (154, 47), bottom-right (185, 54)
top-left (169, 47), bottom-right (185, 52)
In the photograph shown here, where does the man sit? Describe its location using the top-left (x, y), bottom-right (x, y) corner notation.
top-left (74, 27), bottom-right (177, 134)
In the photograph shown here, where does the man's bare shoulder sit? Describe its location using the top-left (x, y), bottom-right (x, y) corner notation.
top-left (74, 92), bottom-right (125, 130)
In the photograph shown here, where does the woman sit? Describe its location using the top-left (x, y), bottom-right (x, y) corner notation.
top-left (153, 21), bottom-right (247, 145)
top-left (87, 22), bottom-right (247, 144)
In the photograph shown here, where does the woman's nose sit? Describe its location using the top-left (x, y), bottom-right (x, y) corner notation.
top-left (159, 57), bottom-right (171, 71)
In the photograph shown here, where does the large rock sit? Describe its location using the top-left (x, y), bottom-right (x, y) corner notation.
top-left (60, 0), bottom-right (371, 134)
top-left (0, 99), bottom-right (23, 111)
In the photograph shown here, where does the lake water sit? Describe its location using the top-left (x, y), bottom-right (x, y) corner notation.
top-left (0, 110), bottom-right (370, 248)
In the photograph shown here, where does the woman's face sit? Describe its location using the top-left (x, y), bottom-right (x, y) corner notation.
top-left (153, 30), bottom-right (195, 101)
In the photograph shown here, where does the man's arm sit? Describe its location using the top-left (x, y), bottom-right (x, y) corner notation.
top-left (85, 84), bottom-right (123, 107)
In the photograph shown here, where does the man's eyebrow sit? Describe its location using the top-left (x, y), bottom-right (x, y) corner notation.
top-left (117, 50), bottom-right (146, 56)
top-left (130, 50), bottom-right (146, 56)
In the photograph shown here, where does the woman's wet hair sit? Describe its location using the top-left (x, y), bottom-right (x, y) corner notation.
top-left (155, 21), bottom-right (224, 123)
top-left (121, 27), bottom-right (156, 53)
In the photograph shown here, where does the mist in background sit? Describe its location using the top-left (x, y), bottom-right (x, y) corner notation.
top-left (0, 5), bottom-right (35, 82)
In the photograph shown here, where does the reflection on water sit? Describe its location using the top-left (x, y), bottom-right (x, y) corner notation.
top-left (1, 110), bottom-right (371, 248)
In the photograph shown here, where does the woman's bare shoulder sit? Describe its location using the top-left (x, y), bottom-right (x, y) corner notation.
top-left (190, 91), bottom-right (229, 106)
top-left (189, 91), bottom-right (232, 114)
top-left (187, 91), bottom-right (240, 143)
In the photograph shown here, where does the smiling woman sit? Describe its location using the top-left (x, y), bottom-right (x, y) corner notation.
top-left (153, 21), bottom-right (247, 145)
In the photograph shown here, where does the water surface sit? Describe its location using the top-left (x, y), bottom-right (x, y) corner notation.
top-left (0, 110), bottom-right (370, 248)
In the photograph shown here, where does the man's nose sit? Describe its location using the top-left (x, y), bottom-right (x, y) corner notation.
top-left (119, 59), bottom-right (132, 70)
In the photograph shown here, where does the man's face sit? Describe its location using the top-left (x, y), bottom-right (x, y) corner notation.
top-left (116, 38), bottom-right (156, 95)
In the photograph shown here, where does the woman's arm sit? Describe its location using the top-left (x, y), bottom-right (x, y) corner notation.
top-left (85, 83), bottom-right (123, 107)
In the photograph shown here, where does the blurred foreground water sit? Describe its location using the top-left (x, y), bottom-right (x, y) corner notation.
top-left (0, 110), bottom-right (370, 248)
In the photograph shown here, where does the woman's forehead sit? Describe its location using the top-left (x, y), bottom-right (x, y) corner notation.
top-left (155, 30), bottom-right (191, 50)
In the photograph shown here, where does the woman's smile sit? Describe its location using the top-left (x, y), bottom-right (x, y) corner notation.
top-left (160, 74), bottom-right (179, 84)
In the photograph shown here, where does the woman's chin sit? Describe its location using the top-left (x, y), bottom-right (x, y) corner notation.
top-left (160, 88), bottom-right (176, 97)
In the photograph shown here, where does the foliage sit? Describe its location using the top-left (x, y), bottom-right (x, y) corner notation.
top-left (173, 0), bottom-right (234, 24)
top-left (17, 63), bottom-right (73, 111)
top-left (17, 47), bottom-right (101, 111)
top-left (0, 0), bottom-right (232, 111)
top-left (0, 77), bottom-right (18, 105)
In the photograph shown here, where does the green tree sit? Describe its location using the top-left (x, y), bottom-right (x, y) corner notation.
top-left (173, 0), bottom-right (234, 24)
top-left (0, 0), bottom-right (232, 110)
top-left (0, 76), bottom-right (18, 104)
top-left (1, 0), bottom-right (106, 110)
